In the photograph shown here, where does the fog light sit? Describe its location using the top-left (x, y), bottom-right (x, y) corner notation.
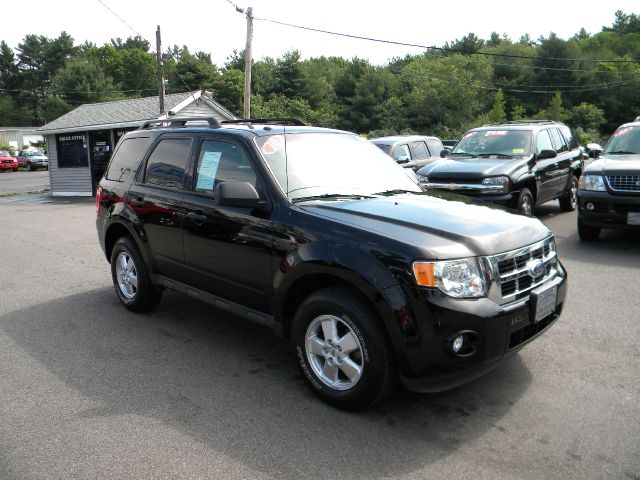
top-left (452, 335), bottom-right (465, 353)
top-left (586, 202), bottom-right (595, 211)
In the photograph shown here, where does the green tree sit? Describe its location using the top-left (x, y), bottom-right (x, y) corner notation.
top-left (486, 89), bottom-right (507, 123)
top-left (52, 58), bottom-right (116, 103)
top-left (536, 91), bottom-right (568, 121)
top-left (569, 102), bottom-right (606, 131)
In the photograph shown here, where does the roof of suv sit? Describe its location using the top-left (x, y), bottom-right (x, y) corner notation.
top-left (470, 120), bottom-right (568, 132)
top-left (370, 135), bottom-right (441, 146)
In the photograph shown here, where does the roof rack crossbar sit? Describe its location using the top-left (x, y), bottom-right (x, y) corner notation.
top-left (140, 116), bottom-right (221, 130)
top-left (221, 118), bottom-right (306, 126)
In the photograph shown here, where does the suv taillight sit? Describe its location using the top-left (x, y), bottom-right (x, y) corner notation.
top-left (96, 186), bottom-right (103, 214)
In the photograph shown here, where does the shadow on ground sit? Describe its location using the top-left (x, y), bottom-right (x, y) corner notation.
top-left (1, 288), bottom-right (533, 479)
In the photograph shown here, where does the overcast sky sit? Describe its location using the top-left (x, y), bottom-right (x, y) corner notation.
top-left (4, 1), bottom-right (639, 66)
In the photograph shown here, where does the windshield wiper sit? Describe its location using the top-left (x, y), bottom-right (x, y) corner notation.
top-left (291, 193), bottom-right (374, 203)
top-left (606, 150), bottom-right (637, 155)
top-left (448, 152), bottom-right (473, 156)
top-left (373, 189), bottom-right (417, 196)
top-left (477, 153), bottom-right (514, 158)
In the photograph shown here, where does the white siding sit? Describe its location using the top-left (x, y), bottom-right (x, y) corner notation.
top-left (47, 135), bottom-right (93, 195)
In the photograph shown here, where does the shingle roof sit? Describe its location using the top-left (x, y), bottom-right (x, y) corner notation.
top-left (38, 91), bottom-right (234, 134)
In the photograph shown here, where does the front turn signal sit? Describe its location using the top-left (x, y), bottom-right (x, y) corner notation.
top-left (412, 262), bottom-right (436, 287)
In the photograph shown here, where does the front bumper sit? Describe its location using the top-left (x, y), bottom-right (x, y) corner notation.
top-left (0, 163), bottom-right (18, 169)
top-left (577, 190), bottom-right (640, 229)
top-left (397, 264), bottom-right (567, 393)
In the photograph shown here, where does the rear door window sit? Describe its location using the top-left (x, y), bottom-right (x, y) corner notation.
top-left (105, 137), bottom-right (150, 182)
top-left (144, 137), bottom-right (192, 190)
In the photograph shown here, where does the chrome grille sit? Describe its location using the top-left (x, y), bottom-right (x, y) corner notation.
top-left (484, 236), bottom-right (558, 305)
top-left (606, 175), bottom-right (640, 192)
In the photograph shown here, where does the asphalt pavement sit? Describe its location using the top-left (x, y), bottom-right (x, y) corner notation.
top-left (0, 170), bottom-right (50, 195)
top-left (0, 196), bottom-right (638, 479)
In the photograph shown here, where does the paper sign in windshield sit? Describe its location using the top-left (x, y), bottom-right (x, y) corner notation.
top-left (196, 151), bottom-right (222, 190)
top-left (262, 135), bottom-right (285, 154)
top-left (614, 127), bottom-right (632, 137)
top-left (512, 148), bottom-right (525, 153)
top-left (463, 132), bottom-right (477, 139)
top-left (485, 131), bottom-right (508, 137)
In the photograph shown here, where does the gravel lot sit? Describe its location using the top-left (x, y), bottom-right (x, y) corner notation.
top-left (0, 195), bottom-right (638, 480)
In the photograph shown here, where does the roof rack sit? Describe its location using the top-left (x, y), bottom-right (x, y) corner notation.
top-left (140, 116), bottom-right (221, 130)
top-left (221, 118), bottom-right (306, 127)
top-left (502, 120), bottom-right (559, 125)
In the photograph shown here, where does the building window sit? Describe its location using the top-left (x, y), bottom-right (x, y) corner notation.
top-left (56, 134), bottom-right (89, 168)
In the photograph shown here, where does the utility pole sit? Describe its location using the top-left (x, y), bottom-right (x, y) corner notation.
top-left (156, 25), bottom-right (165, 115)
top-left (243, 7), bottom-right (253, 119)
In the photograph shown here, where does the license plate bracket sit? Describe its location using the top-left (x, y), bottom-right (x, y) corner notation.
top-left (531, 285), bottom-right (557, 323)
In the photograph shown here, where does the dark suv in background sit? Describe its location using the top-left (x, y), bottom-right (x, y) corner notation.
top-left (576, 119), bottom-right (640, 240)
top-left (370, 135), bottom-right (444, 171)
top-left (417, 121), bottom-right (583, 215)
top-left (96, 117), bottom-right (567, 409)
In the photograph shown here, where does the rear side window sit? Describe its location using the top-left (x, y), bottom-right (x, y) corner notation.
top-left (194, 140), bottom-right (257, 195)
top-left (105, 137), bottom-right (150, 182)
top-left (559, 126), bottom-right (579, 150)
top-left (144, 138), bottom-right (192, 190)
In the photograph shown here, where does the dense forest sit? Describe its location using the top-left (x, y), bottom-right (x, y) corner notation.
top-left (1, 10), bottom-right (639, 143)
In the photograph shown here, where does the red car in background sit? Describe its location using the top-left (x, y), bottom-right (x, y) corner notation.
top-left (0, 150), bottom-right (18, 172)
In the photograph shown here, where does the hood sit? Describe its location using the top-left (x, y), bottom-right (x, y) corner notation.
top-left (418, 156), bottom-right (528, 178)
top-left (586, 154), bottom-right (640, 175)
top-left (300, 192), bottom-right (550, 259)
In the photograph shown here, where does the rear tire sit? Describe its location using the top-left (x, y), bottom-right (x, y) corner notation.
top-left (291, 286), bottom-right (396, 410)
top-left (517, 188), bottom-right (534, 216)
top-left (577, 217), bottom-right (600, 241)
top-left (110, 236), bottom-right (162, 312)
top-left (27, 163), bottom-right (33, 171)
top-left (559, 176), bottom-right (578, 212)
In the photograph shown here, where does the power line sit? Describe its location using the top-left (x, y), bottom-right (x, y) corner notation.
top-left (96, 0), bottom-right (197, 98)
top-left (255, 16), bottom-right (640, 67)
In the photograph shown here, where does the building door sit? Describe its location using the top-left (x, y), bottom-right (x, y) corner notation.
top-left (89, 130), bottom-right (113, 194)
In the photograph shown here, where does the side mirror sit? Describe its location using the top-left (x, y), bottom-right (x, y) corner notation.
top-left (537, 149), bottom-right (557, 160)
top-left (395, 154), bottom-right (410, 164)
top-left (440, 149), bottom-right (449, 158)
top-left (215, 182), bottom-right (262, 208)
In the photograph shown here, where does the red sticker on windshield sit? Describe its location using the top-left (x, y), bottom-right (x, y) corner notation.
top-left (463, 132), bottom-right (477, 139)
top-left (614, 127), bottom-right (632, 137)
top-left (485, 131), bottom-right (508, 137)
top-left (262, 135), bottom-right (284, 154)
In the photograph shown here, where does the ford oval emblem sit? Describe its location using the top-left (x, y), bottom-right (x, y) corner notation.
top-left (527, 259), bottom-right (545, 277)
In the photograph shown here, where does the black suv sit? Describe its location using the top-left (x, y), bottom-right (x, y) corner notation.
top-left (416, 121), bottom-right (583, 215)
top-left (576, 120), bottom-right (640, 240)
top-left (96, 117), bottom-right (567, 409)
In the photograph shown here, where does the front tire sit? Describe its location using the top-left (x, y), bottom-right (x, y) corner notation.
top-left (27, 163), bottom-right (33, 171)
top-left (577, 216), bottom-right (600, 241)
top-left (110, 236), bottom-right (162, 312)
top-left (559, 176), bottom-right (578, 212)
top-left (291, 286), bottom-right (395, 410)
top-left (517, 188), bottom-right (534, 216)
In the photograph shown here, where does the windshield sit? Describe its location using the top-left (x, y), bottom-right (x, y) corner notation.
top-left (255, 132), bottom-right (421, 201)
top-left (26, 150), bottom-right (45, 156)
top-left (452, 129), bottom-right (532, 157)
top-left (605, 126), bottom-right (640, 154)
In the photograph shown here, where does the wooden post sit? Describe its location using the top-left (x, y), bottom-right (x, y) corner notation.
top-left (243, 7), bottom-right (253, 119)
top-left (156, 25), bottom-right (165, 115)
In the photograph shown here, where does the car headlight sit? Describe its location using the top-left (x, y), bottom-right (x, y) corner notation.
top-left (482, 176), bottom-right (510, 193)
top-left (417, 174), bottom-right (429, 185)
top-left (412, 258), bottom-right (486, 298)
top-left (578, 175), bottom-right (605, 191)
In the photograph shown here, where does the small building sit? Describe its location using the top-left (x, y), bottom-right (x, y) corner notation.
top-left (37, 90), bottom-right (236, 196)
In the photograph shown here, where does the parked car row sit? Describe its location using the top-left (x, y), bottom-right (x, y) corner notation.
top-left (0, 150), bottom-right (48, 172)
